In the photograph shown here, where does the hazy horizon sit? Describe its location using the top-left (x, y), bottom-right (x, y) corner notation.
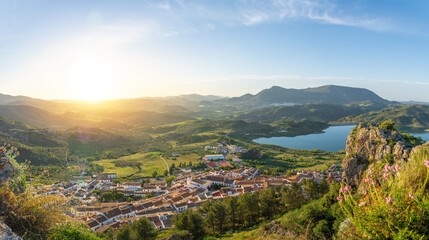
top-left (0, 84), bottom-right (410, 103)
top-left (2, 0), bottom-right (429, 101)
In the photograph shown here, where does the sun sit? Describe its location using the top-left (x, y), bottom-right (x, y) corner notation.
top-left (70, 57), bottom-right (114, 102)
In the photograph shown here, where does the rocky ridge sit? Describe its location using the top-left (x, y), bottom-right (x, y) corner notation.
top-left (0, 148), bottom-right (14, 183)
top-left (342, 123), bottom-right (418, 187)
top-left (0, 148), bottom-right (21, 240)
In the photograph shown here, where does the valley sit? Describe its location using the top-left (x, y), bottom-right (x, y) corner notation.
top-left (1, 85), bottom-right (428, 239)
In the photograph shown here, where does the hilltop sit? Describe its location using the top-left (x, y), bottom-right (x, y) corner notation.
top-left (215, 85), bottom-right (393, 109)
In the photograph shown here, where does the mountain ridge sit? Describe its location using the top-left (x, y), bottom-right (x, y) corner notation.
top-left (217, 85), bottom-right (393, 109)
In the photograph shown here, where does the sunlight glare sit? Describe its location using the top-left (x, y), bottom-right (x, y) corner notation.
top-left (70, 57), bottom-right (114, 102)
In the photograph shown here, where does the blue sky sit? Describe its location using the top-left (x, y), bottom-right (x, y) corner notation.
top-left (1, 0), bottom-right (429, 101)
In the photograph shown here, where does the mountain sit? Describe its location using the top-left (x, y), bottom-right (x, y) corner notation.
top-left (233, 101), bottom-right (387, 123)
top-left (217, 85), bottom-right (393, 109)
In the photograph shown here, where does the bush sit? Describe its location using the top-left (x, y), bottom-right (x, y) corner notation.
top-left (379, 120), bottom-right (396, 131)
top-left (0, 187), bottom-right (73, 239)
top-left (48, 224), bottom-right (101, 240)
top-left (338, 147), bottom-right (429, 239)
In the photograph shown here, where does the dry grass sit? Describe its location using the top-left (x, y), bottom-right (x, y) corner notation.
top-left (0, 187), bottom-right (74, 239)
top-left (399, 144), bottom-right (429, 193)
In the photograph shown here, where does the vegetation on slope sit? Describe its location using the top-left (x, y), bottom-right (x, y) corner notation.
top-left (234, 102), bottom-right (387, 123)
top-left (336, 104), bottom-right (429, 129)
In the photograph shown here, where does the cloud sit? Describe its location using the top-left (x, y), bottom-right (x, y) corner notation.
top-left (242, 11), bottom-right (270, 26)
top-left (236, 0), bottom-right (392, 31)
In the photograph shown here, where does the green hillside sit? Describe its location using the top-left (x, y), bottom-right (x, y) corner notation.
top-left (335, 104), bottom-right (429, 129)
top-left (234, 101), bottom-right (387, 123)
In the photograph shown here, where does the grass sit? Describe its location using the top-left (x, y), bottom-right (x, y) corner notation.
top-left (93, 152), bottom-right (167, 179)
top-left (164, 153), bottom-right (203, 168)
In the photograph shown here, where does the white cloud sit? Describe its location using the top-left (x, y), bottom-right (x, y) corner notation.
top-left (236, 0), bottom-right (392, 31)
top-left (242, 11), bottom-right (270, 26)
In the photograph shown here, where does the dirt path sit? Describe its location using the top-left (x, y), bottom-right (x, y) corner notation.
top-left (161, 156), bottom-right (169, 176)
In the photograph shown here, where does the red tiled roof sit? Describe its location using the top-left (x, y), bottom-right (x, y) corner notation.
top-left (218, 161), bottom-right (232, 167)
top-left (206, 162), bottom-right (218, 168)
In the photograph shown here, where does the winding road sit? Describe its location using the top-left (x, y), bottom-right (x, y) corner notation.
top-left (161, 156), bottom-right (169, 176)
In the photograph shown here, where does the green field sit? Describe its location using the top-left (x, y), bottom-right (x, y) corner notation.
top-left (164, 153), bottom-right (203, 168)
top-left (94, 152), bottom-right (166, 179)
top-left (93, 151), bottom-right (205, 179)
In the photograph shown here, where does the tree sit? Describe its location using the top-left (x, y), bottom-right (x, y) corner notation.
top-left (238, 192), bottom-right (260, 225)
top-left (112, 178), bottom-right (121, 184)
top-left (152, 171), bottom-right (158, 178)
top-left (141, 179), bottom-right (150, 187)
top-left (240, 148), bottom-right (262, 160)
top-left (281, 182), bottom-right (305, 209)
top-left (132, 217), bottom-right (157, 240)
top-left (116, 224), bottom-right (132, 240)
top-left (302, 179), bottom-right (329, 201)
top-left (114, 192), bottom-right (125, 201)
top-left (173, 209), bottom-right (205, 238)
top-left (259, 187), bottom-right (279, 219)
top-left (163, 169), bottom-right (169, 176)
top-left (225, 197), bottom-right (239, 229)
top-left (165, 176), bottom-right (176, 186)
top-left (100, 191), bottom-right (113, 201)
top-left (211, 200), bottom-right (227, 233)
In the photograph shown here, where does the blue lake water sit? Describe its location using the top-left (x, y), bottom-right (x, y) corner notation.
top-left (253, 125), bottom-right (429, 152)
top-left (410, 132), bottom-right (429, 142)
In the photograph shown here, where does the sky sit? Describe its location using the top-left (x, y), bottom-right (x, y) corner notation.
top-left (1, 0), bottom-right (429, 101)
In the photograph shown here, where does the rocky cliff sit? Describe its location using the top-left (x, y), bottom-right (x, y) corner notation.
top-left (342, 123), bottom-right (420, 187)
top-left (0, 148), bottom-right (21, 240)
top-left (0, 148), bottom-right (14, 183)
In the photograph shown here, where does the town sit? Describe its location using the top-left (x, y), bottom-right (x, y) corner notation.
top-left (33, 144), bottom-right (343, 234)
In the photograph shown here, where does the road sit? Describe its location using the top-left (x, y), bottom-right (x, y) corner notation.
top-left (161, 156), bottom-right (169, 176)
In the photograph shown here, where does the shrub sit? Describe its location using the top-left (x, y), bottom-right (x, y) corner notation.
top-left (48, 224), bottom-right (101, 240)
top-left (338, 147), bottom-right (429, 239)
top-left (0, 187), bottom-right (73, 239)
top-left (379, 120), bottom-right (396, 131)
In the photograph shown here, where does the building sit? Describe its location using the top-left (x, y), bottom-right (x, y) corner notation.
top-left (203, 155), bottom-right (225, 161)
top-left (97, 173), bottom-right (117, 182)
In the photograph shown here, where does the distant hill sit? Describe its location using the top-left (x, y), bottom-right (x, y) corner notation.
top-left (233, 101), bottom-right (387, 123)
top-left (217, 85), bottom-right (393, 109)
top-left (335, 105), bottom-right (429, 129)
top-left (400, 101), bottom-right (429, 105)
top-left (0, 92), bottom-right (225, 113)
top-left (0, 104), bottom-right (194, 129)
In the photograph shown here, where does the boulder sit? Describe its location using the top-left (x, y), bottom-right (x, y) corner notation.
top-left (0, 148), bottom-right (14, 183)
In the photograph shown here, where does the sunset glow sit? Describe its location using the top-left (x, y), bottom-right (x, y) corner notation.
top-left (1, 1), bottom-right (429, 101)
top-left (69, 57), bottom-right (114, 101)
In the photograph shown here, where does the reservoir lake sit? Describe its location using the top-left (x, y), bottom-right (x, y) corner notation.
top-left (254, 125), bottom-right (429, 152)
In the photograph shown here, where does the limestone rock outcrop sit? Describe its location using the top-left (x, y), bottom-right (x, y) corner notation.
top-left (342, 123), bottom-right (415, 187)
top-left (0, 148), bottom-right (14, 183)
top-left (0, 221), bottom-right (22, 240)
